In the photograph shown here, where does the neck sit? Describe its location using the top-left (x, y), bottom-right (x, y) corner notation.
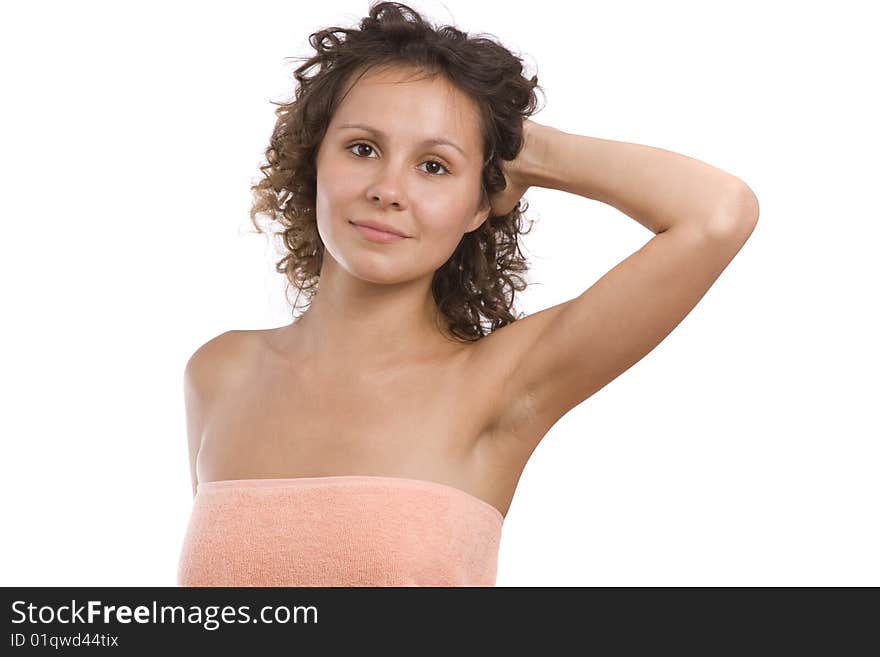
top-left (281, 286), bottom-right (462, 376)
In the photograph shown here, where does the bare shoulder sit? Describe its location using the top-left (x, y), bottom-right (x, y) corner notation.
top-left (184, 330), bottom-right (255, 400)
top-left (183, 330), bottom-right (257, 497)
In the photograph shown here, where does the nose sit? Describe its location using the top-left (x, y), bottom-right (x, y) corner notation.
top-left (367, 169), bottom-right (406, 210)
top-left (370, 193), bottom-right (401, 209)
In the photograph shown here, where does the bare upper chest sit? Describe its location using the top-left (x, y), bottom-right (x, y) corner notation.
top-left (196, 328), bottom-right (519, 518)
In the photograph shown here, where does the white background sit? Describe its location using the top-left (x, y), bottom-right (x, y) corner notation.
top-left (1, 0), bottom-right (877, 586)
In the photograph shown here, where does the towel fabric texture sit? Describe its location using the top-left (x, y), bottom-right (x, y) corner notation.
top-left (177, 475), bottom-right (504, 587)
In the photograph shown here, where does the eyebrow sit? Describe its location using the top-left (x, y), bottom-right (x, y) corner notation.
top-left (336, 123), bottom-right (466, 158)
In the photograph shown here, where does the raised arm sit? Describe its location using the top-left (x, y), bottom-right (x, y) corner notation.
top-left (477, 120), bottom-right (759, 459)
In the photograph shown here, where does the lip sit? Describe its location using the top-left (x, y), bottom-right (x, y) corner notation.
top-left (349, 221), bottom-right (407, 244)
top-left (350, 219), bottom-right (410, 238)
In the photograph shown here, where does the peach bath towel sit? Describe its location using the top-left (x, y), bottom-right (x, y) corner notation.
top-left (177, 475), bottom-right (504, 587)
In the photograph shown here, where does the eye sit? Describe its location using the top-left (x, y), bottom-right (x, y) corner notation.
top-left (346, 142), bottom-right (451, 176)
top-left (348, 142), bottom-right (376, 159)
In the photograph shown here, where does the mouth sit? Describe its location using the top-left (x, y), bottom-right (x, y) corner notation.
top-left (349, 220), bottom-right (410, 238)
top-left (350, 220), bottom-right (409, 243)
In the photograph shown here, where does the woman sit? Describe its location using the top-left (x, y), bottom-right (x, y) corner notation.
top-left (177, 1), bottom-right (758, 587)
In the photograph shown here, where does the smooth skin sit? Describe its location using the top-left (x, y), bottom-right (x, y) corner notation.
top-left (476, 119), bottom-right (758, 472)
top-left (184, 63), bottom-right (758, 505)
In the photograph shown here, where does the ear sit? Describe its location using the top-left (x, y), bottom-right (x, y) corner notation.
top-left (465, 188), bottom-right (492, 233)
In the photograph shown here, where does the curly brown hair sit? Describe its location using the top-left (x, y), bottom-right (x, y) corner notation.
top-left (248, 1), bottom-right (544, 342)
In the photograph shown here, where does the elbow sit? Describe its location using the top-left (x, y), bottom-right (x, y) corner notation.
top-left (705, 181), bottom-right (760, 241)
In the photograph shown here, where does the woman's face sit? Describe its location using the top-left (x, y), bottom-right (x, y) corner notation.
top-left (314, 65), bottom-right (490, 284)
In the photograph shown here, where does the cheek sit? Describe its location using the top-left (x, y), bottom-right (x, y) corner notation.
top-left (317, 157), bottom-right (343, 192)
top-left (418, 184), bottom-right (477, 232)
top-left (315, 164), bottom-right (355, 214)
